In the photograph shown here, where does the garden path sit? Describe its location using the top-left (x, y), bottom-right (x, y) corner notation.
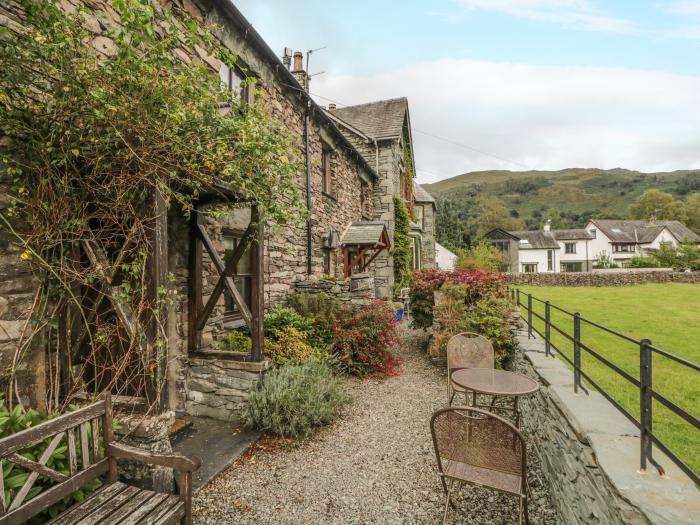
top-left (193, 326), bottom-right (557, 524)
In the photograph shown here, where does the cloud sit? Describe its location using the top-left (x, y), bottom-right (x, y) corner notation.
top-left (665, 1), bottom-right (700, 39)
top-left (311, 59), bottom-right (700, 183)
top-left (455, 0), bottom-right (637, 33)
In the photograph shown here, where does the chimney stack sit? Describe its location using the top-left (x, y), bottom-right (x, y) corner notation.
top-left (328, 103), bottom-right (336, 110)
top-left (543, 219), bottom-right (551, 232)
top-left (291, 51), bottom-right (309, 91)
top-left (282, 47), bottom-right (293, 70)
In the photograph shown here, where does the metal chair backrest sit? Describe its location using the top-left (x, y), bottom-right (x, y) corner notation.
top-left (446, 332), bottom-right (494, 373)
top-left (430, 406), bottom-right (526, 484)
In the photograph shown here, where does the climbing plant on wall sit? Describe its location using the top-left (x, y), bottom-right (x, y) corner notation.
top-left (0, 0), bottom-right (304, 410)
top-left (393, 197), bottom-right (412, 297)
top-left (403, 138), bottom-right (415, 215)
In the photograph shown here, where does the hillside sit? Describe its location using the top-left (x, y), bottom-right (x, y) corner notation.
top-left (423, 168), bottom-right (700, 248)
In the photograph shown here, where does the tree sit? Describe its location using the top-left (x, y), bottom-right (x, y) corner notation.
top-left (472, 195), bottom-right (524, 237)
top-left (455, 242), bottom-right (504, 271)
top-left (684, 193), bottom-right (700, 234)
top-left (627, 190), bottom-right (687, 222)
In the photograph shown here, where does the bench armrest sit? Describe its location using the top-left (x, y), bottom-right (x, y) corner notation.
top-left (107, 442), bottom-right (201, 473)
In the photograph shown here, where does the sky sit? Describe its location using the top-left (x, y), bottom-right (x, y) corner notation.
top-left (232, 0), bottom-right (700, 184)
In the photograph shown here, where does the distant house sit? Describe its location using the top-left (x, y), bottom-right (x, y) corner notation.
top-left (435, 243), bottom-right (457, 270)
top-left (412, 183), bottom-right (437, 270)
top-left (485, 221), bottom-right (594, 273)
top-left (585, 219), bottom-right (700, 267)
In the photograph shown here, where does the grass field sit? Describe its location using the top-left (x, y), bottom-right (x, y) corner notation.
top-left (517, 283), bottom-right (699, 478)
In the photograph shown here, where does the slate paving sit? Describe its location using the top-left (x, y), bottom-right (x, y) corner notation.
top-left (193, 327), bottom-right (558, 524)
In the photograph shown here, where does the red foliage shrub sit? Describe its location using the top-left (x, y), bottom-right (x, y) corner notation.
top-left (331, 300), bottom-right (402, 377)
top-left (409, 269), bottom-right (505, 329)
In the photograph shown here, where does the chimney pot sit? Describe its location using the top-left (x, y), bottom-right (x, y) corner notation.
top-left (292, 51), bottom-right (304, 72)
top-left (328, 103), bottom-right (336, 110)
top-left (543, 220), bottom-right (551, 232)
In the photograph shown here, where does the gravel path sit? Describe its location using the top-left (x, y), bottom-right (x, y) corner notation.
top-left (194, 327), bottom-right (558, 524)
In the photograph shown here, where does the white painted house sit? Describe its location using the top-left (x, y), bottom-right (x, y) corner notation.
top-left (585, 220), bottom-right (700, 267)
top-left (486, 222), bottom-right (593, 273)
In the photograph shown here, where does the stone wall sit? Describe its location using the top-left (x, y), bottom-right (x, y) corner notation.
top-left (186, 356), bottom-right (270, 422)
top-left (513, 321), bottom-right (700, 524)
top-left (507, 269), bottom-right (700, 286)
top-left (293, 273), bottom-right (376, 306)
top-left (420, 203), bottom-right (436, 269)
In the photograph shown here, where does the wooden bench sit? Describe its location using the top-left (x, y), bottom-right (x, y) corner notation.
top-left (0, 395), bottom-right (201, 525)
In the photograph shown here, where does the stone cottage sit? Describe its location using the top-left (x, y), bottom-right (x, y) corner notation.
top-left (0, 0), bottom-right (394, 424)
top-left (325, 98), bottom-right (437, 297)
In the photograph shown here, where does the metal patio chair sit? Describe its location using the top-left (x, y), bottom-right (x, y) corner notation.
top-left (430, 406), bottom-right (529, 525)
top-left (446, 332), bottom-right (494, 405)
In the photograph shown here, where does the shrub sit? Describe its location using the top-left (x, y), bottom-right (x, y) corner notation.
top-left (331, 301), bottom-right (401, 377)
top-left (245, 360), bottom-right (348, 438)
top-left (288, 292), bottom-right (345, 347)
top-left (264, 326), bottom-right (319, 366)
top-left (456, 242), bottom-right (504, 271)
top-left (626, 256), bottom-right (660, 269)
top-left (263, 306), bottom-right (314, 337)
top-left (211, 330), bottom-right (251, 353)
top-left (393, 197), bottom-right (412, 297)
top-left (409, 269), bottom-right (505, 329)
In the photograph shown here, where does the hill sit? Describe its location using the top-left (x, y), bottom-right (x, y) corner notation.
top-left (423, 168), bottom-right (700, 249)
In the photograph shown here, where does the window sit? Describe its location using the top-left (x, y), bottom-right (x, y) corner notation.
top-left (360, 181), bottom-right (371, 219)
top-left (322, 146), bottom-right (333, 195)
top-left (219, 63), bottom-right (247, 99)
top-left (561, 262), bottom-right (583, 272)
top-left (547, 250), bottom-right (554, 271)
top-left (613, 243), bottom-right (635, 253)
top-left (589, 228), bottom-right (597, 238)
top-left (410, 237), bottom-right (422, 270)
top-left (323, 250), bottom-right (332, 275)
top-left (414, 205), bottom-right (424, 229)
top-left (565, 242), bottom-right (576, 254)
top-left (491, 240), bottom-right (509, 252)
top-left (223, 234), bottom-right (252, 318)
top-left (522, 263), bottom-right (537, 273)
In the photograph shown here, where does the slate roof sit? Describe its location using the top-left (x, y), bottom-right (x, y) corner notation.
top-left (340, 221), bottom-right (389, 246)
top-left (592, 220), bottom-right (700, 244)
top-left (413, 183), bottom-right (436, 205)
top-left (509, 230), bottom-right (561, 250)
top-left (328, 98), bottom-right (407, 139)
top-left (551, 229), bottom-right (594, 241)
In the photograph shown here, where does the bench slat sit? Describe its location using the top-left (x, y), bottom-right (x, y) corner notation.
top-left (93, 489), bottom-right (154, 524)
top-left (73, 485), bottom-right (141, 525)
top-left (79, 423), bottom-right (90, 470)
top-left (0, 458), bottom-right (109, 525)
top-left (5, 452), bottom-right (68, 483)
top-left (67, 428), bottom-right (77, 476)
top-left (0, 402), bottom-right (105, 459)
top-left (116, 493), bottom-right (169, 525)
top-left (139, 495), bottom-right (183, 525)
top-left (47, 482), bottom-right (127, 525)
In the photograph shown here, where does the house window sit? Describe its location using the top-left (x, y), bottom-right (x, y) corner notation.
top-left (561, 262), bottom-right (584, 272)
top-left (219, 62), bottom-right (247, 100)
top-left (547, 250), bottom-right (554, 271)
top-left (410, 237), bottom-right (422, 270)
top-left (223, 234), bottom-right (252, 318)
top-left (322, 250), bottom-right (331, 275)
top-left (589, 228), bottom-right (597, 238)
top-left (522, 263), bottom-right (537, 273)
top-left (414, 205), bottom-right (424, 229)
top-left (360, 181), bottom-right (371, 219)
top-left (613, 244), bottom-right (635, 253)
top-left (565, 242), bottom-right (576, 254)
top-left (322, 145), bottom-right (334, 195)
top-left (491, 240), bottom-right (509, 252)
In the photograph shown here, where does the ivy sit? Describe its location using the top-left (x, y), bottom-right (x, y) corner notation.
top-left (393, 197), bottom-right (411, 297)
top-left (403, 138), bottom-right (415, 214)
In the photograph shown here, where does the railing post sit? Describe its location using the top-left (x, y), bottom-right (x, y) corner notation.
top-left (573, 312), bottom-right (581, 393)
top-left (527, 293), bottom-right (533, 339)
top-left (516, 288), bottom-right (521, 307)
top-left (511, 287), bottom-right (515, 302)
top-left (545, 301), bottom-right (551, 357)
top-left (639, 338), bottom-right (652, 472)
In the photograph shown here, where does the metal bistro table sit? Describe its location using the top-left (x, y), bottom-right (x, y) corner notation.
top-left (450, 368), bottom-right (539, 428)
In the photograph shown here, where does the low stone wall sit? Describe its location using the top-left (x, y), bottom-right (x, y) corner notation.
top-left (185, 354), bottom-right (270, 422)
top-left (507, 270), bottom-right (700, 287)
top-left (513, 321), bottom-right (700, 524)
top-left (293, 273), bottom-right (376, 305)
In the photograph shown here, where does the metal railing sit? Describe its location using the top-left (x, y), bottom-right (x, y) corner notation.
top-left (511, 287), bottom-right (700, 485)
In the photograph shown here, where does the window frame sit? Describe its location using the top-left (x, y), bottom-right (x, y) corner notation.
top-left (522, 263), bottom-right (538, 273)
top-left (547, 250), bottom-right (554, 271)
top-left (222, 231), bottom-right (254, 322)
top-left (564, 242), bottom-right (577, 254)
top-left (322, 145), bottom-right (334, 197)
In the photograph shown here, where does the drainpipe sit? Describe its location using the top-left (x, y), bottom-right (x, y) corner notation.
top-left (305, 99), bottom-right (312, 275)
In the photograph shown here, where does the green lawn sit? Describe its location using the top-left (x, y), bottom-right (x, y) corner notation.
top-left (517, 283), bottom-right (699, 478)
